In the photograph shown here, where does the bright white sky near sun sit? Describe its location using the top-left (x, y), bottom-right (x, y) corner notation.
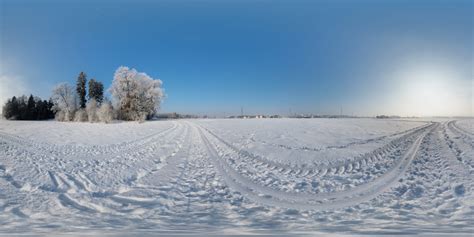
top-left (365, 51), bottom-right (473, 117)
top-left (391, 65), bottom-right (471, 117)
top-left (0, 0), bottom-right (472, 117)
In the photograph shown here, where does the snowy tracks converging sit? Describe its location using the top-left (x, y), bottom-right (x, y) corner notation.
top-left (0, 119), bottom-right (473, 234)
top-left (196, 122), bottom-right (435, 210)
top-left (200, 122), bottom-right (432, 182)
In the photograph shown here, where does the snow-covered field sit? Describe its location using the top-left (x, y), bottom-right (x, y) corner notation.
top-left (0, 118), bottom-right (472, 235)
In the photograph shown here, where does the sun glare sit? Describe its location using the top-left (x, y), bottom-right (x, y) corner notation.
top-left (394, 66), bottom-right (469, 117)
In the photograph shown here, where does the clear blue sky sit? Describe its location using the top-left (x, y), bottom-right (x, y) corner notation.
top-left (1, 0), bottom-right (472, 116)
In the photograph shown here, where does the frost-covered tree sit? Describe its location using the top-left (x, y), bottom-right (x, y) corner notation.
top-left (88, 79), bottom-right (104, 104)
top-left (76, 72), bottom-right (87, 109)
top-left (51, 83), bottom-right (77, 121)
top-left (109, 66), bottom-right (164, 121)
top-left (97, 101), bottom-right (113, 123)
top-left (86, 98), bottom-right (98, 122)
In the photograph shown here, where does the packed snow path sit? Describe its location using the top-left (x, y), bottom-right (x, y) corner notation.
top-left (0, 119), bottom-right (472, 235)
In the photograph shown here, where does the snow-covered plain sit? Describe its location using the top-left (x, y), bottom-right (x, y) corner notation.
top-left (0, 118), bottom-right (472, 235)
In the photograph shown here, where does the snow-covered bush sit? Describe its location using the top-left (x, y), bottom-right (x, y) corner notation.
top-left (86, 99), bottom-right (98, 122)
top-left (74, 109), bottom-right (87, 122)
top-left (97, 101), bottom-right (113, 123)
top-left (55, 110), bottom-right (65, 121)
top-left (65, 110), bottom-right (75, 122)
top-left (51, 83), bottom-right (77, 121)
top-left (109, 66), bottom-right (164, 121)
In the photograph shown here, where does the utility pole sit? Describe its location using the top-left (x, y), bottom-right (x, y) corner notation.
top-left (241, 107), bottom-right (243, 117)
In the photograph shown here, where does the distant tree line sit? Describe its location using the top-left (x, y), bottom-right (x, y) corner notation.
top-left (2, 95), bottom-right (55, 120)
top-left (51, 66), bottom-right (164, 122)
top-left (2, 66), bottom-right (164, 123)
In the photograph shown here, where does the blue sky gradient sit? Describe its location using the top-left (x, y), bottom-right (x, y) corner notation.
top-left (1, 0), bottom-right (472, 116)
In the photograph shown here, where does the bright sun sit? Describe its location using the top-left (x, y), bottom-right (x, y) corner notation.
top-left (392, 66), bottom-right (470, 117)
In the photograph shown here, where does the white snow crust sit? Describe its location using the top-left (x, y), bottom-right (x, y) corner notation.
top-left (0, 118), bottom-right (472, 235)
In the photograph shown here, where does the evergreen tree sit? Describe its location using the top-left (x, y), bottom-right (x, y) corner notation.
top-left (36, 99), bottom-right (51, 120)
top-left (88, 79), bottom-right (104, 104)
top-left (35, 100), bottom-right (44, 120)
top-left (18, 96), bottom-right (27, 120)
top-left (2, 99), bottom-right (12, 119)
top-left (2, 95), bottom-right (54, 120)
top-left (11, 96), bottom-right (18, 118)
top-left (27, 94), bottom-right (36, 120)
top-left (48, 99), bottom-right (55, 118)
top-left (76, 72), bottom-right (87, 108)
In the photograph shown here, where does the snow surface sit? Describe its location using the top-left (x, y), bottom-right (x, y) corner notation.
top-left (0, 118), bottom-right (472, 235)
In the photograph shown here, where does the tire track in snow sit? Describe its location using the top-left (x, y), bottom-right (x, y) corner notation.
top-left (0, 122), bottom-right (186, 189)
top-left (441, 121), bottom-right (474, 172)
top-left (0, 122), bottom-right (190, 217)
top-left (57, 123), bottom-right (193, 216)
top-left (201, 123), bottom-right (432, 180)
top-left (196, 122), bottom-right (434, 210)
top-left (452, 120), bottom-right (474, 137)
top-left (104, 123), bottom-right (193, 210)
top-left (211, 136), bottom-right (412, 194)
top-left (0, 165), bottom-right (23, 189)
top-left (0, 121), bottom-right (179, 159)
top-left (437, 123), bottom-right (471, 176)
top-left (447, 121), bottom-right (474, 149)
top-left (43, 170), bottom-right (108, 213)
top-left (241, 122), bottom-right (429, 153)
top-left (129, 122), bottom-right (191, 184)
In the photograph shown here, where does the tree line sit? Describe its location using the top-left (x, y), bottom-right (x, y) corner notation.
top-left (2, 66), bottom-right (164, 122)
top-left (2, 95), bottom-right (55, 120)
